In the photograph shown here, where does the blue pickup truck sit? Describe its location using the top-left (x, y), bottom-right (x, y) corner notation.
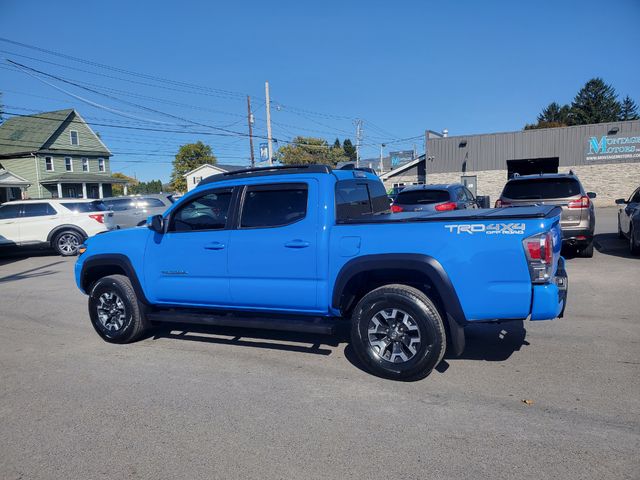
top-left (75, 165), bottom-right (568, 380)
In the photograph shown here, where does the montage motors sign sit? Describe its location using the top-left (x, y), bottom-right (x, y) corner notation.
top-left (586, 132), bottom-right (640, 162)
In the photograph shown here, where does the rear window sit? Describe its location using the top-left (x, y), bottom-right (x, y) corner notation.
top-left (396, 189), bottom-right (450, 205)
top-left (335, 180), bottom-right (389, 221)
top-left (503, 178), bottom-right (582, 199)
top-left (61, 201), bottom-right (106, 212)
top-left (104, 198), bottom-right (135, 211)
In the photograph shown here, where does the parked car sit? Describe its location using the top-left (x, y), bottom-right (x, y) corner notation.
top-left (496, 173), bottom-right (596, 257)
top-left (616, 186), bottom-right (640, 255)
top-left (0, 199), bottom-right (113, 256)
top-left (391, 184), bottom-right (479, 213)
top-left (75, 165), bottom-right (567, 381)
top-left (102, 194), bottom-right (174, 229)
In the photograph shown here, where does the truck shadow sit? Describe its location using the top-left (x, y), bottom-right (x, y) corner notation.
top-left (149, 322), bottom-right (343, 356)
top-left (593, 233), bottom-right (638, 259)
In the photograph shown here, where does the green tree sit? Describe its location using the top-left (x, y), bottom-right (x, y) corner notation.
top-left (619, 95), bottom-right (639, 121)
top-left (537, 102), bottom-right (572, 125)
top-left (170, 141), bottom-right (216, 192)
top-left (570, 78), bottom-right (621, 125)
top-left (342, 138), bottom-right (357, 161)
top-left (333, 138), bottom-right (341, 149)
top-left (111, 172), bottom-right (138, 196)
top-left (276, 136), bottom-right (348, 166)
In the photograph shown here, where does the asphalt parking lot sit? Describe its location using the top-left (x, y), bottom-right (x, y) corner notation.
top-left (0, 207), bottom-right (638, 480)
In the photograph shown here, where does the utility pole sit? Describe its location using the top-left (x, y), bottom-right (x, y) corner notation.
top-left (265, 81), bottom-right (273, 165)
top-left (354, 119), bottom-right (363, 168)
top-left (247, 95), bottom-right (255, 167)
top-left (379, 143), bottom-right (386, 174)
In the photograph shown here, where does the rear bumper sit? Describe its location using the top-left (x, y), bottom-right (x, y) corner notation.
top-left (561, 226), bottom-right (592, 246)
top-left (530, 257), bottom-right (568, 320)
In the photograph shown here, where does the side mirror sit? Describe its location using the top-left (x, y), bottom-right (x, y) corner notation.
top-left (587, 192), bottom-right (597, 199)
top-left (147, 214), bottom-right (164, 233)
top-left (615, 198), bottom-right (627, 205)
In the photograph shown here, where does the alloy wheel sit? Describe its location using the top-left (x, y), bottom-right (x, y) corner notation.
top-left (57, 233), bottom-right (79, 255)
top-left (368, 308), bottom-right (421, 363)
top-left (96, 291), bottom-right (127, 332)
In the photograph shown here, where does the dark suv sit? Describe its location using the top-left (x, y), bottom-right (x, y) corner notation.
top-left (496, 173), bottom-right (596, 257)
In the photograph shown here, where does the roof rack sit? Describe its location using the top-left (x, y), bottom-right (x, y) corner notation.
top-left (199, 164), bottom-right (332, 186)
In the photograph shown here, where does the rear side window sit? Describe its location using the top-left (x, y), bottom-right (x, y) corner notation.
top-left (61, 201), bottom-right (106, 212)
top-left (336, 180), bottom-right (389, 220)
top-left (396, 189), bottom-right (449, 205)
top-left (22, 203), bottom-right (56, 217)
top-left (0, 204), bottom-right (21, 219)
top-left (240, 184), bottom-right (308, 228)
top-left (503, 178), bottom-right (582, 199)
top-left (171, 189), bottom-right (233, 232)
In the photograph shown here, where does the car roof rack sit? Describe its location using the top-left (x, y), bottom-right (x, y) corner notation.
top-left (199, 164), bottom-right (332, 186)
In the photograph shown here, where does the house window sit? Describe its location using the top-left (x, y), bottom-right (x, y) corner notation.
top-left (45, 156), bottom-right (54, 171)
top-left (98, 158), bottom-right (105, 172)
top-left (70, 131), bottom-right (79, 145)
top-left (82, 157), bottom-right (89, 172)
top-left (194, 176), bottom-right (202, 185)
top-left (65, 157), bottom-right (73, 172)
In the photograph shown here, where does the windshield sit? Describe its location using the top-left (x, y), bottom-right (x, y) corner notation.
top-left (396, 189), bottom-right (450, 205)
top-left (503, 178), bottom-right (581, 199)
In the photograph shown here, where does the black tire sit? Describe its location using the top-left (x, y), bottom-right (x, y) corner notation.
top-left (52, 230), bottom-right (83, 256)
top-left (88, 274), bottom-right (150, 343)
top-left (350, 284), bottom-right (446, 381)
top-left (630, 226), bottom-right (640, 255)
top-left (579, 241), bottom-right (594, 258)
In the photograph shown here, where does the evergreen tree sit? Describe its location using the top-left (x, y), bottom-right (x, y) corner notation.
top-left (537, 102), bottom-right (572, 125)
top-left (333, 138), bottom-right (341, 149)
top-left (570, 78), bottom-right (621, 125)
top-left (619, 95), bottom-right (639, 121)
top-left (342, 138), bottom-right (357, 162)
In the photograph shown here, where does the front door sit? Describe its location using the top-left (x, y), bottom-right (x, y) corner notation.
top-left (0, 204), bottom-right (22, 245)
top-left (227, 181), bottom-right (319, 312)
top-left (144, 188), bottom-right (234, 306)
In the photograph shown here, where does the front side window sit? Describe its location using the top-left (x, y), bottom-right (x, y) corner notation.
top-left (65, 157), bottom-right (73, 172)
top-left (45, 156), bottom-right (54, 171)
top-left (171, 189), bottom-right (233, 232)
top-left (22, 203), bottom-right (56, 217)
top-left (0, 204), bottom-right (21, 220)
top-left (98, 158), bottom-right (105, 172)
top-left (70, 130), bottom-right (79, 145)
top-left (240, 184), bottom-right (307, 229)
top-left (82, 157), bottom-right (89, 172)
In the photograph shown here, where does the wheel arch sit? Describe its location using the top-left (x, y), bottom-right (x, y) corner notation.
top-left (332, 254), bottom-right (467, 355)
top-left (47, 224), bottom-right (88, 244)
top-left (81, 254), bottom-right (150, 305)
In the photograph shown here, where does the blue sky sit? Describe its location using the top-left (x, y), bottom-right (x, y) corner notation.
top-left (1, 0), bottom-right (639, 182)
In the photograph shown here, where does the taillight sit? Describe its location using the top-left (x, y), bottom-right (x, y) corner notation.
top-left (391, 205), bottom-right (403, 213)
top-left (495, 199), bottom-right (511, 208)
top-left (522, 231), bottom-right (554, 283)
top-left (435, 201), bottom-right (457, 211)
top-left (89, 213), bottom-right (104, 224)
top-left (567, 195), bottom-right (590, 209)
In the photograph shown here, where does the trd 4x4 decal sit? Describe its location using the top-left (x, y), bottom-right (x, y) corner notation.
top-left (444, 223), bottom-right (526, 235)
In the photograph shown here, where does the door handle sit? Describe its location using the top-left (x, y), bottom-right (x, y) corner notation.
top-left (204, 241), bottom-right (226, 250)
top-left (285, 239), bottom-right (310, 248)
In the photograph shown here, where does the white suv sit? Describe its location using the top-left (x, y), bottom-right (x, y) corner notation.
top-left (0, 199), bottom-right (114, 256)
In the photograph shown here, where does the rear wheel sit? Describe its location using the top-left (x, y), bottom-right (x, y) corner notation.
top-left (579, 241), bottom-right (594, 258)
top-left (630, 225), bottom-right (640, 255)
top-left (350, 284), bottom-right (446, 381)
top-left (52, 230), bottom-right (83, 256)
top-left (88, 274), bottom-right (149, 343)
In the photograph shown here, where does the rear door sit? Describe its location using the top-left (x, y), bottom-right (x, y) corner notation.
top-left (19, 203), bottom-right (59, 243)
top-left (227, 181), bottom-right (319, 311)
top-left (0, 204), bottom-right (22, 245)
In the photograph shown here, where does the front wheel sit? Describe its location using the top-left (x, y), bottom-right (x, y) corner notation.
top-left (88, 274), bottom-right (149, 343)
top-left (350, 284), bottom-right (446, 381)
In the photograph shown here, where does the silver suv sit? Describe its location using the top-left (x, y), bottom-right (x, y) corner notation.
top-left (496, 173), bottom-right (596, 257)
top-left (102, 194), bottom-right (174, 229)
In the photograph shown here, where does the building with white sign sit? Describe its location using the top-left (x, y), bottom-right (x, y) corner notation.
top-left (380, 119), bottom-right (640, 204)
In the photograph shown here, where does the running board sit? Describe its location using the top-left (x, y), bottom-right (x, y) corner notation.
top-left (146, 309), bottom-right (339, 335)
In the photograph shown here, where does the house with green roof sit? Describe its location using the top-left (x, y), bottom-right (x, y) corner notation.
top-left (0, 109), bottom-right (127, 203)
